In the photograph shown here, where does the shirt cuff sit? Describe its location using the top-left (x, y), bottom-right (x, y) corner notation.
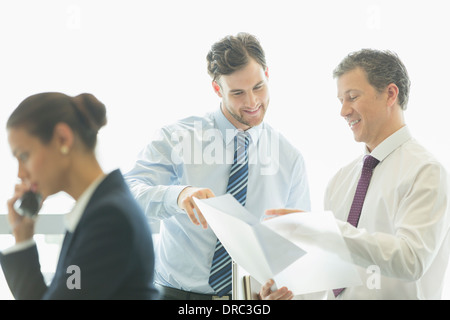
top-left (163, 185), bottom-right (191, 215)
top-left (1, 239), bottom-right (36, 255)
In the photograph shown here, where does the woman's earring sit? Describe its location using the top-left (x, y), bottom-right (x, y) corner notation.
top-left (60, 145), bottom-right (69, 155)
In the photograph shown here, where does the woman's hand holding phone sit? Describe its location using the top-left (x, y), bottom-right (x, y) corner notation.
top-left (6, 184), bottom-right (42, 243)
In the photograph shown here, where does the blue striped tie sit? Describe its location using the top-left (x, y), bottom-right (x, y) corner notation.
top-left (208, 131), bottom-right (250, 297)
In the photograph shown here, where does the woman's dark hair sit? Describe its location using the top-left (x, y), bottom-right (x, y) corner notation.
top-left (7, 92), bottom-right (107, 150)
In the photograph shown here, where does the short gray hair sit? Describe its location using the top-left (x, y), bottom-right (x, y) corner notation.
top-left (333, 49), bottom-right (411, 110)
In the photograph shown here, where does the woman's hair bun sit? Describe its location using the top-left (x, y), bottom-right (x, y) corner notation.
top-left (72, 93), bottom-right (107, 132)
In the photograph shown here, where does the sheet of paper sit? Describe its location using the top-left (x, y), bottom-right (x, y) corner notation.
top-left (194, 194), bottom-right (361, 296)
top-left (264, 211), bottom-right (362, 295)
top-left (194, 194), bottom-right (306, 286)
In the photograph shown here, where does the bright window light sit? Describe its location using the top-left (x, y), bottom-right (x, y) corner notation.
top-left (1, 0), bottom-right (449, 300)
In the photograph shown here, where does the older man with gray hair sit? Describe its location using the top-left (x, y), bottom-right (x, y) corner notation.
top-left (261, 49), bottom-right (450, 300)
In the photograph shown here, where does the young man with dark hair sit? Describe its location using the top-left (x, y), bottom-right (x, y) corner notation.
top-left (125, 33), bottom-right (310, 300)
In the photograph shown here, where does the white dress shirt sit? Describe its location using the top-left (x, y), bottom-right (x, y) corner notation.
top-left (124, 108), bottom-right (311, 294)
top-left (324, 126), bottom-right (450, 299)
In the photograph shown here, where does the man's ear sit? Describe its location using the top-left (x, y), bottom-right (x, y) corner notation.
top-left (386, 83), bottom-right (399, 108)
top-left (212, 81), bottom-right (222, 97)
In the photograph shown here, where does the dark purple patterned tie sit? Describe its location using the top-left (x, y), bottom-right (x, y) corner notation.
top-left (333, 155), bottom-right (380, 297)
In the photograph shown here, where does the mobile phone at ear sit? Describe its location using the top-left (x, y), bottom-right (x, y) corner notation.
top-left (14, 191), bottom-right (42, 217)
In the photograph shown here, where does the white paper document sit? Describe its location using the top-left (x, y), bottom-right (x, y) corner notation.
top-left (194, 194), bottom-right (362, 296)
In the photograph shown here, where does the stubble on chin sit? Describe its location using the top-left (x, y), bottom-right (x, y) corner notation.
top-left (228, 105), bottom-right (267, 129)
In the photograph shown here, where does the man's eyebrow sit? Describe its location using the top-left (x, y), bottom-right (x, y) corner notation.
top-left (337, 89), bottom-right (361, 98)
top-left (343, 89), bottom-right (355, 95)
top-left (229, 81), bottom-right (265, 93)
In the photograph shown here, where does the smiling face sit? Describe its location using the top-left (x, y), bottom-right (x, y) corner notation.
top-left (337, 67), bottom-right (404, 152)
top-left (215, 58), bottom-right (269, 131)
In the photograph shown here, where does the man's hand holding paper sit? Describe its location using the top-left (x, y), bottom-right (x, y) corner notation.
top-left (178, 187), bottom-right (215, 229)
top-left (194, 194), bottom-right (362, 299)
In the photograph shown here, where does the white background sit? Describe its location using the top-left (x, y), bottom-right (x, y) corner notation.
top-left (0, 0), bottom-right (449, 299)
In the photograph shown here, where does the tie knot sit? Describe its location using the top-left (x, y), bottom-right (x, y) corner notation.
top-left (235, 131), bottom-right (250, 150)
top-left (363, 155), bottom-right (380, 170)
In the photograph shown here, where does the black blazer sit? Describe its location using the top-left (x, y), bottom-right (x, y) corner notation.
top-left (0, 169), bottom-right (159, 299)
